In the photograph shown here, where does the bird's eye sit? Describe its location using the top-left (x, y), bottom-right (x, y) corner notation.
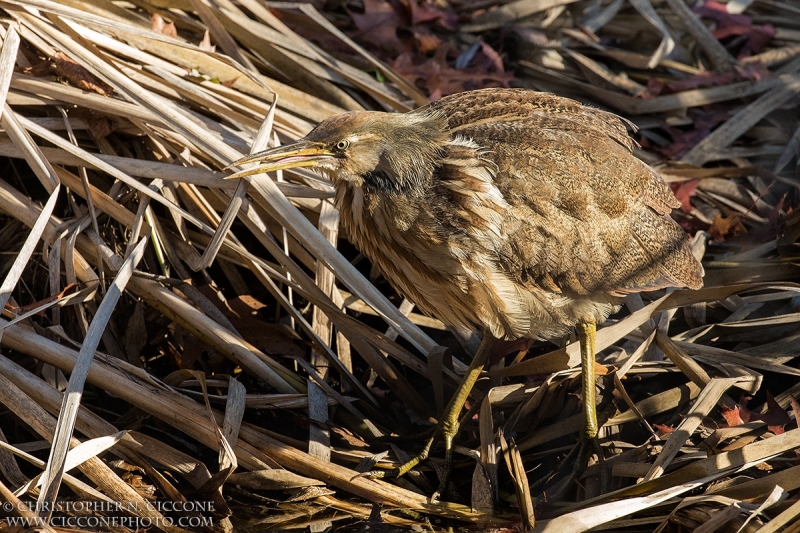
top-left (335, 140), bottom-right (350, 151)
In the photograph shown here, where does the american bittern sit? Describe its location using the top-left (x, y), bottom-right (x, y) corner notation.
top-left (228, 89), bottom-right (704, 499)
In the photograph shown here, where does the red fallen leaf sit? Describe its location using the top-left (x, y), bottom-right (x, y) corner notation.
top-left (721, 404), bottom-right (747, 427)
top-left (670, 180), bottom-right (699, 213)
top-left (397, 0), bottom-right (458, 30)
top-left (151, 13), bottom-right (177, 38)
top-left (743, 24), bottom-right (776, 56)
top-left (658, 109), bottom-right (728, 159)
top-left (666, 71), bottom-right (737, 93)
top-left (757, 391), bottom-right (792, 435)
top-left (677, 216), bottom-right (712, 236)
top-left (712, 24), bottom-right (775, 58)
top-left (724, 393), bottom-right (791, 434)
top-left (654, 423), bottom-right (675, 436)
top-left (659, 127), bottom-right (709, 160)
top-left (736, 395), bottom-right (754, 422)
top-left (662, 61), bottom-right (770, 94)
top-left (394, 44), bottom-right (513, 100)
top-left (692, 1), bottom-right (774, 57)
top-left (349, 0), bottom-right (405, 55)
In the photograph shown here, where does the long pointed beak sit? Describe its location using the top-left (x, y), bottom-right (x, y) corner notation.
top-left (225, 140), bottom-right (334, 179)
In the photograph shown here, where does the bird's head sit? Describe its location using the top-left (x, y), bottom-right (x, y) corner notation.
top-left (227, 110), bottom-right (449, 194)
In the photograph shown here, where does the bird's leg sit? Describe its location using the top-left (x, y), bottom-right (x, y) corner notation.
top-left (366, 333), bottom-right (500, 499)
top-left (576, 320), bottom-right (607, 488)
top-left (535, 320), bottom-right (608, 503)
top-left (579, 321), bottom-right (599, 445)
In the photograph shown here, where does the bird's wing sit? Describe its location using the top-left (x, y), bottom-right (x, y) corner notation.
top-left (425, 88), bottom-right (636, 152)
top-left (427, 89), bottom-right (703, 297)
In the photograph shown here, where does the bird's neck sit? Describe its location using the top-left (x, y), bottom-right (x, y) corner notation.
top-left (333, 167), bottom-right (431, 242)
top-left (362, 168), bottom-right (432, 197)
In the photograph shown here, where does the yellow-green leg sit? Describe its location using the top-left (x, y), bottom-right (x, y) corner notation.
top-left (577, 321), bottom-right (606, 487)
top-left (578, 321), bottom-right (598, 442)
top-left (367, 333), bottom-right (500, 499)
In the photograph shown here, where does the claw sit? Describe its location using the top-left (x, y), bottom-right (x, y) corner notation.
top-left (357, 335), bottom-right (499, 500)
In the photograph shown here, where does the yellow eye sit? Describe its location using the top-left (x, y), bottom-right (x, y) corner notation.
top-left (336, 140), bottom-right (350, 151)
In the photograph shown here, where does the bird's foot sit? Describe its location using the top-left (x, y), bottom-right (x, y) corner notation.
top-left (359, 334), bottom-right (501, 501)
top-left (534, 434), bottom-right (606, 505)
top-left (361, 422), bottom-right (460, 502)
top-left (363, 432), bottom-right (436, 480)
top-left (531, 399), bottom-right (615, 505)
top-left (361, 428), bottom-right (452, 501)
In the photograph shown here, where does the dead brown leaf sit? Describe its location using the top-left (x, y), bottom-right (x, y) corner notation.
top-left (724, 394), bottom-right (793, 434)
top-left (671, 180), bottom-right (699, 213)
top-left (397, 0), bottom-right (458, 30)
top-left (349, 0), bottom-right (405, 55)
top-left (654, 423), bottom-right (676, 436)
top-left (709, 214), bottom-right (747, 241)
top-left (694, 0), bottom-right (776, 57)
top-left (721, 404), bottom-right (747, 427)
top-left (199, 30), bottom-right (216, 53)
top-left (51, 52), bottom-right (114, 96)
top-left (150, 13), bottom-right (178, 38)
top-left (393, 44), bottom-right (513, 100)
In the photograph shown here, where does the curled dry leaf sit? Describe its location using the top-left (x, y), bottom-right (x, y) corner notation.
top-left (709, 214), bottom-right (747, 241)
top-left (51, 52), bottom-right (114, 96)
top-left (723, 393), bottom-right (793, 434)
top-left (654, 423), bottom-right (676, 436)
top-left (671, 180), bottom-right (699, 213)
top-left (348, 0), bottom-right (405, 55)
top-left (693, 0), bottom-right (776, 57)
top-left (393, 43), bottom-right (513, 100)
top-left (199, 30), bottom-right (216, 53)
top-left (150, 13), bottom-right (178, 38)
